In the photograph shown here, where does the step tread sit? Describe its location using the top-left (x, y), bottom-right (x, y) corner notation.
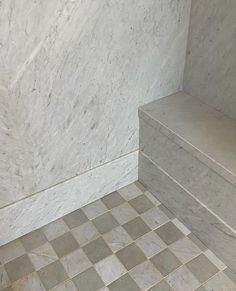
top-left (139, 91), bottom-right (236, 185)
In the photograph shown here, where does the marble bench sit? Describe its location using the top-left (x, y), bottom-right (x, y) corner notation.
top-left (139, 91), bottom-right (236, 272)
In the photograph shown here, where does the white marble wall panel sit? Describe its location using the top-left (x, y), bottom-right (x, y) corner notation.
top-left (183, 0), bottom-right (236, 119)
top-left (139, 152), bottom-right (236, 273)
top-left (0, 0), bottom-right (191, 208)
top-left (0, 150), bottom-right (138, 246)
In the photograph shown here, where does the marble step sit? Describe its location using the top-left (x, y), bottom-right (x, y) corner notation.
top-left (139, 91), bottom-right (236, 186)
top-left (138, 91), bottom-right (236, 272)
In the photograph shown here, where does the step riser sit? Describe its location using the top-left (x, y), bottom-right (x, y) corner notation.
top-left (140, 116), bottom-right (236, 229)
top-left (139, 152), bottom-right (236, 273)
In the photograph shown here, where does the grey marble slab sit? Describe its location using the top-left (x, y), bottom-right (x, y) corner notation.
top-left (139, 152), bottom-right (236, 273)
top-left (183, 0), bottom-right (236, 120)
top-left (139, 116), bottom-right (236, 230)
top-left (139, 92), bottom-right (236, 186)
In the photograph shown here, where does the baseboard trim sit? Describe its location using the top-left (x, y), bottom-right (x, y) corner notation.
top-left (0, 151), bottom-right (138, 246)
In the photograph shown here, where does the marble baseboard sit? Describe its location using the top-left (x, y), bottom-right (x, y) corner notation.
top-left (139, 116), bottom-right (236, 230)
top-left (139, 152), bottom-right (236, 273)
top-left (0, 151), bottom-right (138, 246)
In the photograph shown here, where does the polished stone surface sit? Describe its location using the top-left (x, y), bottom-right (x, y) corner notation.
top-left (139, 113), bottom-right (236, 229)
top-left (140, 92), bottom-right (236, 185)
top-left (0, 0), bottom-right (191, 209)
top-left (0, 151), bottom-right (138, 246)
top-left (1, 182), bottom-right (234, 291)
top-left (184, 0), bottom-right (236, 120)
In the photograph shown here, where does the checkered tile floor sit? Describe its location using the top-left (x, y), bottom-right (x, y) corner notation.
top-left (1, 182), bottom-right (236, 291)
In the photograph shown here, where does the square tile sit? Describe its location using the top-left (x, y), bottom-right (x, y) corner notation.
top-left (11, 272), bottom-right (45, 291)
top-left (118, 183), bottom-right (143, 201)
top-left (150, 249), bottom-right (181, 276)
top-left (83, 237), bottom-right (112, 264)
top-left (108, 273), bottom-right (141, 291)
top-left (72, 221), bottom-right (99, 246)
top-left (101, 191), bottom-right (125, 209)
top-left (186, 254), bottom-right (218, 283)
top-left (82, 200), bottom-right (107, 220)
top-left (93, 212), bottom-right (119, 234)
top-left (158, 205), bottom-right (175, 219)
top-left (155, 222), bottom-right (184, 245)
top-left (123, 217), bottom-right (150, 240)
top-left (42, 219), bottom-right (69, 241)
top-left (129, 194), bottom-right (154, 214)
top-left (136, 232), bottom-right (166, 258)
top-left (61, 248), bottom-right (91, 278)
top-left (51, 280), bottom-right (77, 291)
top-left (51, 232), bottom-right (79, 258)
top-left (0, 265), bottom-right (11, 290)
top-left (166, 266), bottom-right (200, 291)
top-left (38, 261), bottom-right (67, 290)
top-left (20, 230), bottom-right (47, 251)
top-left (149, 280), bottom-right (174, 291)
top-left (169, 237), bottom-right (201, 264)
top-left (28, 242), bottom-right (58, 271)
top-left (111, 203), bottom-right (138, 224)
top-left (134, 181), bottom-right (146, 192)
top-left (103, 226), bottom-right (132, 252)
top-left (63, 209), bottom-right (88, 229)
top-left (94, 255), bottom-right (126, 285)
top-left (172, 218), bottom-right (191, 236)
top-left (5, 254), bottom-right (34, 282)
top-left (73, 267), bottom-right (104, 291)
top-left (187, 233), bottom-right (207, 251)
top-left (141, 207), bottom-right (169, 230)
top-left (129, 260), bottom-right (162, 290)
top-left (0, 239), bottom-right (25, 264)
top-left (203, 272), bottom-right (236, 290)
top-left (116, 243), bottom-right (146, 271)
top-left (204, 249), bottom-right (226, 271)
top-left (144, 191), bottom-right (161, 206)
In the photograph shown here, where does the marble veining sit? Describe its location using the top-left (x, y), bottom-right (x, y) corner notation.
top-left (183, 0), bottom-right (236, 120)
top-left (0, 0), bottom-right (191, 208)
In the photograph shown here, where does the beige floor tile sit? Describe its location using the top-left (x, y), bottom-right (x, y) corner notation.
top-left (169, 237), bottom-right (201, 264)
top-left (166, 266), bottom-right (200, 291)
top-left (63, 209), bottom-right (88, 229)
top-left (108, 273), bottom-right (141, 291)
top-left (136, 231), bottom-right (166, 258)
top-left (72, 221), bottom-right (99, 246)
top-left (83, 237), bottom-right (112, 264)
top-left (11, 272), bottom-right (45, 291)
top-left (94, 255), bottom-right (126, 285)
top-left (20, 230), bottom-right (47, 252)
top-left (0, 265), bottom-right (11, 290)
top-left (186, 254), bottom-right (218, 283)
top-left (141, 207), bottom-right (169, 230)
top-left (28, 242), bottom-right (58, 271)
top-left (42, 219), bottom-right (69, 241)
top-left (73, 267), bottom-right (104, 291)
top-left (51, 233), bottom-right (79, 258)
top-left (111, 203), bottom-right (138, 224)
top-left (0, 239), bottom-right (25, 265)
top-left (129, 194), bottom-right (154, 214)
top-left (129, 260), bottom-right (162, 290)
top-left (103, 226), bottom-right (132, 252)
top-left (93, 212), bottom-right (119, 234)
top-left (203, 272), bottom-right (236, 290)
top-left (38, 261), bottom-right (67, 290)
top-left (118, 184), bottom-right (143, 201)
top-left (155, 222), bottom-right (184, 245)
top-left (116, 243), bottom-right (146, 271)
top-left (101, 191), bottom-right (125, 209)
top-left (123, 217), bottom-right (150, 240)
top-left (82, 200), bottom-right (107, 220)
top-left (61, 248), bottom-right (91, 278)
top-left (51, 279), bottom-right (78, 291)
top-left (149, 280), bottom-right (174, 291)
top-left (5, 254), bottom-right (34, 283)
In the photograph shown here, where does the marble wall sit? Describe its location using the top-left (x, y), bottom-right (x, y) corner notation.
top-left (184, 0), bottom-right (236, 120)
top-left (0, 0), bottom-right (191, 209)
